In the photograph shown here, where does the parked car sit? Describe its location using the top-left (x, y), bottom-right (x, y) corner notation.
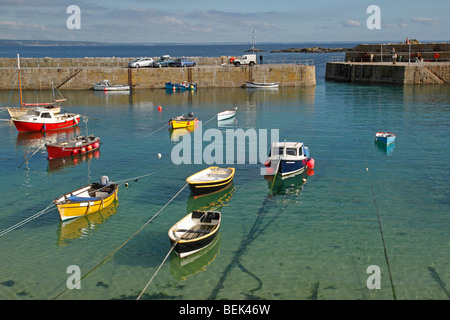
top-left (153, 55), bottom-right (175, 68)
top-left (172, 58), bottom-right (196, 67)
top-left (128, 58), bottom-right (154, 68)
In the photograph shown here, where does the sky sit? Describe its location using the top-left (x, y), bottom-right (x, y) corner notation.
top-left (0, 0), bottom-right (448, 44)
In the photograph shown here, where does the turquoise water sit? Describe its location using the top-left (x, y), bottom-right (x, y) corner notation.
top-left (0, 83), bottom-right (448, 300)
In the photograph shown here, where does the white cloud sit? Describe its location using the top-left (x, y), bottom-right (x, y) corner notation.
top-left (412, 17), bottom-right (442, 26)
top-left (344, 19), bottom-right (361, 27)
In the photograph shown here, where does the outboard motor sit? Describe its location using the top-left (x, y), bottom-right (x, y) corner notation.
top-left (100, 176), bottom-right (110, 186)
top-left (188, 112), bottom-right (194, 117)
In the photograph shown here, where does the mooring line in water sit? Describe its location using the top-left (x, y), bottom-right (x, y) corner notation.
top-left (17, 142), bottom-right (47, 168)
top-left (358, 136), bottom-right (397, 300)
top-left (137, 239), bottom-right (179, 300)
top-left (53, 182), bottom-right (189, 300)
top-left (0, 201), bottom-right (56, 238)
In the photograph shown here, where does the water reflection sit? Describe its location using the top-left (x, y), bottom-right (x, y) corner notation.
top-left (169, 233), bottom-right (221, 281)
top-left (56, 201), bottom-right (118, 246)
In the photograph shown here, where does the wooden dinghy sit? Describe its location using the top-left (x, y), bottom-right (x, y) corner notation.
top-left (169, 113), bottom-right (198, 129)
top-left (168, 210), bottom-right (221, 258)
top-left (54, 176), bottom-right (119, 221)
top-left (217, 107), bottom-right (237, 121)
top-left (186, 166), bottom-right (235, 196)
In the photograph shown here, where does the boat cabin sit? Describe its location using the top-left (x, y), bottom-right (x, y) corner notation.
top-left (22, 107), bottom-right (56, 120)
top-left (269, 141), bottom-right (309, 160)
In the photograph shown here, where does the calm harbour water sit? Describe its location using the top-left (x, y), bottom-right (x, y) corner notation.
top-left (0, 47), bottom-right (449, 300)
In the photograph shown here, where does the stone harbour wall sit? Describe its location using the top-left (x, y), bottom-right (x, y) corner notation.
top-left (0, 57), bottom-right (316, 90)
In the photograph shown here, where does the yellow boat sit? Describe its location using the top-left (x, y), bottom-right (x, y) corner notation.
top-left (54, 176), bottom-right (119, 221)
top-left (169, 113), bottom-right (198, 129)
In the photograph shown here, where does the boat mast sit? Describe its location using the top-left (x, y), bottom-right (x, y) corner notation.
top-left (17, 53), bottom-right (23, 108)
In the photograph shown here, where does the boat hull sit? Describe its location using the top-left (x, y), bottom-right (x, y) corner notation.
top-left (46, 136), bottom-right (100, 159)
top-left (55, 184), bottom-right (119, 221)
top-left (246, 81), bottom-right (279, 88)
top-left (170, 118), bottom-right (198, 129)
top-left (279, 159), bottom-right (308, 176)
top-left (217, 111), bottom-right (236, 121)
top-left (12, 115), bottom-right (80, 132)
top-left (165, 82), bottom-right (197, 91)
top-left (187, 167), bottom-right (235, 196)
top-left (168, 211), bottom-right (221, 258)
top-left (375, 132), bottom-right (396, 145)
top-left (93, 84), bottom-right (130, 91)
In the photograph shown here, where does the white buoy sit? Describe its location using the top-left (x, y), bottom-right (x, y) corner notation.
top-left (157, 153), bottom-right (162, 158)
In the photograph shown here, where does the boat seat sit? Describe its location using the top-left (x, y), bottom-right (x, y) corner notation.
top-left (95, 191), bottom-right (109, 198)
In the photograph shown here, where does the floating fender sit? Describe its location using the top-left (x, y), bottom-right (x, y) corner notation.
top-left (307, 158), bottom-right (315, 169)
top-left (93, 142), bottom-right (99, 149)
top-left (80, 147), bottom-right (86, 153)
top-left (264, 160), bottom-right (271, 167)
top-left (87, 145), bottom-right (93, 151)
top-left (72, 149), bottom-right (79, 155)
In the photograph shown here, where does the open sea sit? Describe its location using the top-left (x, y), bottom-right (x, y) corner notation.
top-left (0, 43), bottom-right (449, 301)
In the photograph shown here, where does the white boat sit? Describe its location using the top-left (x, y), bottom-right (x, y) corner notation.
top-left (264, 141), bottom-right (314, 176)
top-left (93, 80), bottom-right (130, 91)
top-left (246, 81), bottom-right (279, 88)
top-left (217, 107), bottom-right (237, 121)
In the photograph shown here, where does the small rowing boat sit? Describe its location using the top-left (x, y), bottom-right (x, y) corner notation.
top-left (54, 176), bottom-right (119, 221)
top-left (46, 135), bottom-right (100, 159)
top-left (217, 107), bottom-right (237, 121)
top-left (93, 79), bottom-right (130, 91)
top-left (169, 113), bottom-right (198, 129)
top-left (246, 81), bottom-right (279, 88)
top-left (165, 81), bottom-right (197, 91)
top-left (168, 210), bottom-right (221, 258)
top-left (186, 166), bottom-right (235, 196)
top-left (375, 132), bottom-right (396, 145)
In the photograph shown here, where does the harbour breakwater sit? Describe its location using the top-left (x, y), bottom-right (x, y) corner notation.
top-left (325, 62), bottom-right (449, 85)
top-left (0, 57), bottom-right (316, 90)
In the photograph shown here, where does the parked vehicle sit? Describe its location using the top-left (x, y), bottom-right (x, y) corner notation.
top-left (128, 58), bottom-right (154, 68)
top-left (153, 55), bottom-right (175, 68)
top-left (172, 58), bottom-right (196, 67)
top-left (234, 54), bottom-right (257, 67)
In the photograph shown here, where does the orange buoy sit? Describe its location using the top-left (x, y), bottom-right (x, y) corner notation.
top-left (87, 145), bottom-right (93, 151)
top-left (80, 147), bottom-right (86, 153)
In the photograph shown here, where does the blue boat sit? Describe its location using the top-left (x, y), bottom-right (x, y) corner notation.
top-left (264, 141), bottom-right (314, 176)
top-left (375, 132), bottom-right (396, 145)
top-left (165, 81), bottom-right (197, 91)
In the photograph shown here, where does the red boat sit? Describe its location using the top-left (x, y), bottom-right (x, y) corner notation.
top-left (12, 107), bottom-right (80, 133)
top-left (46, 135), bottom-right (101, 159)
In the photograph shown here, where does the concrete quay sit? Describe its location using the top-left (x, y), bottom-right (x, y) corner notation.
top-left (0, 57), bottom-right (316, 90)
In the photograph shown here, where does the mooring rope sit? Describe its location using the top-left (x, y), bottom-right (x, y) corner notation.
top-left (0, 201), bottom-right (56, 238)
top-left (137, 239), bottom-right (179, 300)
top-left (53, 182), bottom-right (189, 299)
top-left (357, 135), bottom-right (397, 300)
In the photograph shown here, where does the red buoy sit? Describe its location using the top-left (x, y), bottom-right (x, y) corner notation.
top-left (158, 106), bottom-right (162, 111)
top-left (307, 158), bottom-right (315, 169)
top-left (72, 149), bottom-right (78, 155)
top-left (264, 160), bottom-right (271, 167)
top-left (93, 142), bottom-right (99, 149)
